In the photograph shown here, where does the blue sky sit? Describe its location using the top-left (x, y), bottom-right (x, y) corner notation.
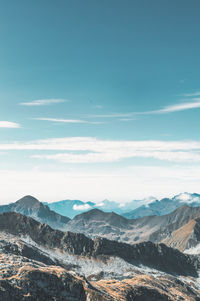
top-left (1, 0), bottom-right (200, 203)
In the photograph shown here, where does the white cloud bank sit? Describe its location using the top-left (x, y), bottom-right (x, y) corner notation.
top-left (32, 150), bottom-right (200, 163)
top-left (20, 99), bottom-right (66, 106)
top-left (1, 137), bottom-right (200, 163)
top-left (0, 121), bottom-right (20, 128)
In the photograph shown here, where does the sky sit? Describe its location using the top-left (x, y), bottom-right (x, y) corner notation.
top-left (1, 0), bottom-right (200, 203)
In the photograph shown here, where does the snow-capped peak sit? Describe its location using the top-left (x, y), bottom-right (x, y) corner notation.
top-left (174, 192), bottom-right (200, 203)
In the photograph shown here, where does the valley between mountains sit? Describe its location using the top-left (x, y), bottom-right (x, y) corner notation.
top-left (0, 194), bottom-right (200, 300)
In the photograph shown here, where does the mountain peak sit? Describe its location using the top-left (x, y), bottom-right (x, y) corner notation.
top-left (15, 195), bottom-right (41, 209)
top-left (74, 208), bottom-right (105, 220)
top-left (173, 192), bottom-right (200, 203)
top-left (0, 195), bottom-right (70, 230)
top-left (174, 204), bottom-right (190, 211)
top-left (74, 208), bottom-right (125, 220)
top-left (16, 195), bottom-right (40, 204)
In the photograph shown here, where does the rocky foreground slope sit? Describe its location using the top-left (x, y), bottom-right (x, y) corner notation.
top-left (45, 192), bottom-right (200, 220)
top-left (1, 252), bottom-right (200, 301)
top-left (0, 212), bottom-right (200, 300)
top-left (1, 258), bottom-right (200, 301)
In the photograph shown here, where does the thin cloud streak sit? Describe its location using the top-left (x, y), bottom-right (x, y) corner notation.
top-left (84, 99), bottom-right (200, 118)
top-left (84, 113), bottom-right (132, 118)
top-left (93, 105), bottom-right (103, 109)
top-left (0, 121), bottom-right (21, 128)
top-left (182, 92), bottom-right (200, 97)
top-left (35, 118), bottom-right (104, 124)
top-left (20, 99), bottom-right (66, 106)
top-left (32, 150), bottom-right (200, 164)
top-left (152, 99), bottom-right (200, 114)
top-left (1, 137), bottom-right (200, 151)
top-left (119, 118), bottom-right (136, 122)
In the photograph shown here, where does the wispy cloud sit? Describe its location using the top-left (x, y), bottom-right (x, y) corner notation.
top-left (84, 94), bottom-right (200, 119)
top-left (93, 105), bottom-right (103, 109)
top-left (20, 99), bottom-right (66, 106)
top-left (34, 118), bottom-right (103, 124)
top-left (1, 137), bottom-right (200, 163)
top-left (141, 92), bottom-right (200, 114)
top-left (151, 99), bottom-right (200, 114)
top-left (0, 121), bottom-right (21, 128)
top-left (119, 118), bottom-right (136, 122)
top-left (32, 149), bottom-right (200, 163)
top-left (87, 100), bottom-right (200, 118)
top-left (182, 91), bottom-right (200, 97)
top-left (85, 113), bottom-right (132, 118)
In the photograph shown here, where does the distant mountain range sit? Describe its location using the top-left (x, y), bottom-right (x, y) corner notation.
top-left (44, 196), bottom-right (157, 218)
top-left (45, 192), bottom-right (200, 219)
top-left (1, 194), bottom-right (200, 253)
top-left (44, 199), bottom-right (96, 219)
top-left (123, 192), bottom-right (200, 219)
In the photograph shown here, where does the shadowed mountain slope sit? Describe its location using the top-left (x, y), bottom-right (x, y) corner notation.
top-left (66, 205), bottom-right (200, 247)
